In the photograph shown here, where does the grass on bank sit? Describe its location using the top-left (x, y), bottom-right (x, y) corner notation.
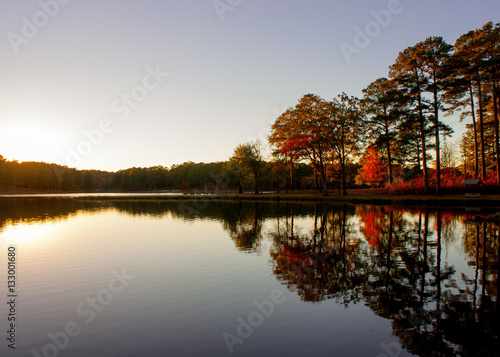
top-left (2, 189), bottom-right (496, 207)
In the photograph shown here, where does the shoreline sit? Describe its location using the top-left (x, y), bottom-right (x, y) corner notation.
top-left (1, 191), bottom-right (500, 209)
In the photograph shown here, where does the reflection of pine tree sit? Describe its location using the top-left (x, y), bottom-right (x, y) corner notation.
top-left (270, 204), bottom-right (368, 304)
top-left (270, 204), bottom-right (499, 356)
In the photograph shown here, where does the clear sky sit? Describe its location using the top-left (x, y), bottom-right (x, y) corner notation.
top-left (0, 0), bottom-right (498, 171)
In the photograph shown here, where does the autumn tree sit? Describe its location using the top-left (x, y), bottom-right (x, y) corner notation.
top-left (445, 34), bottom-right (481, 177)
top-left (413, 36), bottom-right (454, 195)
top-left (389, 46), bottom-right (431, 192)
top-left (324, 93), bottom-right (364, 195)
top-left (229, 141), bottom-right (265, 194)
top-left (440, 139), bottom-right (456, 169)
top-left (458, 132), bottom-right (474, 177)
top-left (451, 23), bottom-right (500, 180)
top-left (478, 22), bottom-right (500, 183)
top-left (269, 94), bottom-right (331, 195)
top-left (394, 111), bottom-right (434, 172)
top-left (362, 78), bottom-right (405, 183)
top-left (359, 147), bottom-right (386, 187)
top-left (269, 156), bottom-right (288, 193)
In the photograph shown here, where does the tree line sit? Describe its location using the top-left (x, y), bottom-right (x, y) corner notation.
top-left (269, 22), bottom-right (500, 195)
top-left (0, 154), bottom-right (316, 193)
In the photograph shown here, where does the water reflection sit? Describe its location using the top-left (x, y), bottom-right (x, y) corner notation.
top-left (270, 204), bottom-right (499, 356)
top-left (0, 198), bottom-right (498, 356)
top-left (0, 198), bottom-right (107, 232)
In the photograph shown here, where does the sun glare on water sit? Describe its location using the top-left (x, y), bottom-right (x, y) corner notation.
top-left (0, 221), bottom-right (58, 246)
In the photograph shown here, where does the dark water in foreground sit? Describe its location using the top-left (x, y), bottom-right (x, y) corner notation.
top-left (0, 198), bottom-right (498, 356)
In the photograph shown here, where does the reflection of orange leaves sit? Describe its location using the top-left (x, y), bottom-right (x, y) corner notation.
top-left (360, 210), bottom-right (384, 246)
top-left (281, 246), bottom-right (313, 264)
top-left (430, 210), bottom-right (467, 231)
top-left (441, 211), bottom-right (461, 227)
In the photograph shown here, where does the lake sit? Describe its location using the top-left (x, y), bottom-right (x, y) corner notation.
top-left (0, 198), bottom-right (498, 356)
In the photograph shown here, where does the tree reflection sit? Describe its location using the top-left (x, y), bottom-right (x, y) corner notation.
top-left (269, 204), bottom-right (499, 356)
top-left (270, 203), bottom-right (368, 304)
top-left (1, 197), bottom-right (498, 356)
top-left (221, 202), bottom-right (263, 253)
top-left (0, 197), bottom-right (106, 232)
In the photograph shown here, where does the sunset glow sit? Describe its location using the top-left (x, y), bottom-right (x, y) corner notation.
top-left (0, 123), bottom-right (66, 164)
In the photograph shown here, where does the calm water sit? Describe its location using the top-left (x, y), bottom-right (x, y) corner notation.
top-left (0, 198), bottom-right (498, 356)
top-left (0, 192), bottom-right (185, 198)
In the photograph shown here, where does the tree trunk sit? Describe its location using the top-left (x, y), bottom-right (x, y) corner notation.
top-left (434, 89), bottom-right (441, 196)
top-left (416, 138), bottom-right (421, 171)
top-left (418, 91), bottom-right (429, 192)
top-left (313, 169), bottom-right (318, 191)
top-left (477, 80), bottom-right (487, 179)
top-left (340, 142), bottom-right (347, 196)
top-left (341, 160), bottom-right (347, 196)
top-left (493, 87), bottom-right (500, 184)
top-left (320, 157), bottom-right (328, 196)
top-left (384, 116), bottom-right (393, 184)
top-left (468, 85), bottom-right (479, 178)
top-left (321, 173), bottom-right (328, 196)
top-left (464, 152), bottom-right (467, 178)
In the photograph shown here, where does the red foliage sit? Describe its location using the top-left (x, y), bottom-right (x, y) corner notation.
top-left (483, 173), bottom-right (497, 186)
top-left (360, 147), bottom-right (385, 187)
top-left (279, 135), bottom-right (313, 154)
top-left (386, 168), bottom-right (497, 195)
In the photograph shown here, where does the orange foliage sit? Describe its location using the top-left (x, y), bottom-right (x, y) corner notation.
top-left (360, 147), bottom-right (385, 187)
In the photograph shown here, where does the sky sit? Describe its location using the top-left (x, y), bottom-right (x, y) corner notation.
top-left (0, 0), bottom-right (498, 172)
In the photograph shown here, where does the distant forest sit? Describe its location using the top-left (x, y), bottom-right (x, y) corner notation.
top-left (0, 155), bottom-right (318, 193)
